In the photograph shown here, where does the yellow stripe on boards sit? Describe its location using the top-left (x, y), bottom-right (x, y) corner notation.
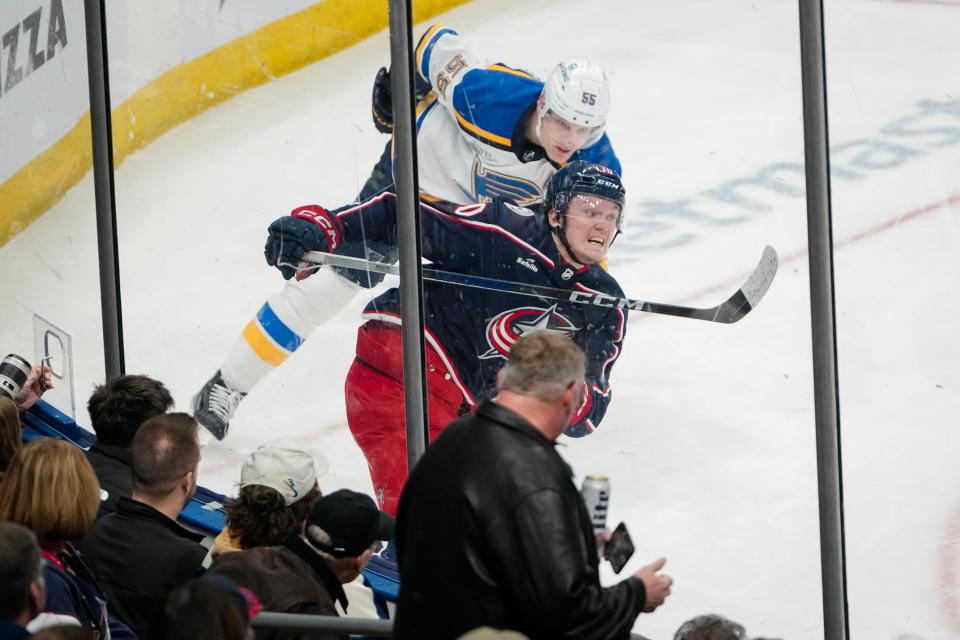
top-left (0, 0), bottom-right (470, 247)
top-left (242, 320), bottom-right (289, 367)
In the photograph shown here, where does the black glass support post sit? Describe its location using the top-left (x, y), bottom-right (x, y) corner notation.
top-left (252, 612), bottom-right (392, 635)
top-left (388, 0), bottom-right (430, 469)
top-left (797, 1), bottom-right (849, 638)
top-left (83, 0), bottom-right (124, 379)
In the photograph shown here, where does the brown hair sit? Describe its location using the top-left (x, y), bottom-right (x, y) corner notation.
top-left (0, 396), bottom-right (22, 474)
top-left (151, 577), bottom-right (250, 640)
top-left (0, 438), bottom-right (100, 548)
top-left (0, 522), bottom-right (43, 619)
top-left (224, 483), bottom-right (321, 549)
top-left (87, 374), bottom-right (173, 447)
top-left (132, 413), bottom-right (201, 500)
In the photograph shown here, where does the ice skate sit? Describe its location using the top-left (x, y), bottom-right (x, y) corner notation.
top-left (192, 370), bottom-right (245, 441)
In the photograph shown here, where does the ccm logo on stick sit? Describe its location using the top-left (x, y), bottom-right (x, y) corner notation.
top-left (569, 291), bottom-right (635, 309)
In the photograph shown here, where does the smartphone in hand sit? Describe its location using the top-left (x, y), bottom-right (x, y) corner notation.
top-left (603, 522), bottom-right (635, 574)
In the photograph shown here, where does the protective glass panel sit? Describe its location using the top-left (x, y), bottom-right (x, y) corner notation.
top-left (0, 0), bottom-right (103, 419)
top-left (103, 1), bottom-right (395, 502)
top-left (397, 2), bottom-right (820, 638)
top-left (826, 1), bottom-right (960, 637)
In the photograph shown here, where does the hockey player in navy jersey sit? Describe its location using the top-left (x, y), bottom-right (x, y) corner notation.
top-left (257, 161), bottom-right (628, 514)
top-left (193, 25), bottom-right (622, 442)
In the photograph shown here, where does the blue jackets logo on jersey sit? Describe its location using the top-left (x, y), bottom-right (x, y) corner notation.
top-left (479, 304), bottom-right (579, 360)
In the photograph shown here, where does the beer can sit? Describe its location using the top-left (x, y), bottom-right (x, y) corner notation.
top-left (581, 474), bottom-right (610, 534)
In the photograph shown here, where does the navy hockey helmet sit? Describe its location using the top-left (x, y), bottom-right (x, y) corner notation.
top-left (545, 161), bottom-right (626, 265)
top-left (546, 160), bottom-right (626, 228)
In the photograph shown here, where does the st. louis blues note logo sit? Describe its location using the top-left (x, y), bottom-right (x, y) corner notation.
top-left (471, 158), bottom-right (543, 205)
top-left (480, 304), bottom-right (579, 360)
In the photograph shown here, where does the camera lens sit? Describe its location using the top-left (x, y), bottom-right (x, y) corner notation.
top-left (0, 354), bottom-right (32, 402)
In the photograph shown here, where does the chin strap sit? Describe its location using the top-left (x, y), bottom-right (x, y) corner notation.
top-left (551, 218), bottom-right (590, 267)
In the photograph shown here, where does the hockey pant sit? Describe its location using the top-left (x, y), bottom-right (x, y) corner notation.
top-left (220, 268), bottom-right (361, 393)
top-left (346, 320), bottom-right (470, 515)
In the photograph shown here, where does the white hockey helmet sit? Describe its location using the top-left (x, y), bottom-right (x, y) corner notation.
top-left (541, 58), bottom-right (610, 129)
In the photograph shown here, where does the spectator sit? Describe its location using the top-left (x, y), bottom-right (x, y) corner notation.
top-left (394, 331), bottom-right (673, 639)
top-left (457, 629), bottom-right (529, 640)
top-left (12, 363), bottom-right (53, 411)
top-left (0, 438), bottom-right (134, 639)
top-left (28, 627), bottom-right (92, 640)
top-left (0, 396), bottom-right (21, 479)
top-left (211, 438), bottom-right (327, 559)
top-left (673, 614), bottom-right (778, 640)
top-left (150, 575), bottom-right (258, 640)
top-left (209, 488), bottom-right (394, 640)
top-left (673, 614), bottom-right (746, 640)
top-left (79, 413), bottom-right (206, 637)
top-left (85, 374), bottom-right (174, 517)
top-left (0, 522), bottom-right (45, 640)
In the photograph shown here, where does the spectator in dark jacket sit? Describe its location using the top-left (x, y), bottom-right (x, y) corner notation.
top-left (394, 331), bottom-right (674, 640)
top-left (209, 489), bottom-right (394, 640)
top-left (0, 438), bottom-right (134, 639)
top-left (80, 412), bottom-right (206, 637)
top-left (85, 374), bottom-right (173, 518)
top-left (0, 522), bottom-right (45, 640)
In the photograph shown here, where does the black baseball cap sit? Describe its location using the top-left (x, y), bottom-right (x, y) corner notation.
top-left (305, 489), bottom-right (395, 557)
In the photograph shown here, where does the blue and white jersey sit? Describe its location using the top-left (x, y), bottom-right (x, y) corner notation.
top-left (307, 194), bottom-right (628, 437)
top-left (411, 25), bottom-right (621, 207)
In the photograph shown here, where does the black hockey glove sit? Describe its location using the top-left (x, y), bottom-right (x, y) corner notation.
top-left (371, 66), bottom-right (394, 134)
top-left (264, 216), bottom-right (329, 280)
top-left (371, 65), bottom-right (433, 134)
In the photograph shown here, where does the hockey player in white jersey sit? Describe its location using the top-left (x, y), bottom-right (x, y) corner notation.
top-left (193, 25), bottom-right (621, 440)
top-left (363, 24), bottom-right (620, 204)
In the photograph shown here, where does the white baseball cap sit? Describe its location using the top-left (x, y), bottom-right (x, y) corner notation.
top-left (240, 438), bottom-right (330, 506)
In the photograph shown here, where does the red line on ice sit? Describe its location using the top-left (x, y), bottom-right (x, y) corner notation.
top-left (647, 190), bottom-right (960, 315)
top-left (940, 499), bottom-right (960, 633)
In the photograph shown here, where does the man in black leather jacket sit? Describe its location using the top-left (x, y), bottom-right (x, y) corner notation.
top-left (393, 331), bottom-right (672, 639)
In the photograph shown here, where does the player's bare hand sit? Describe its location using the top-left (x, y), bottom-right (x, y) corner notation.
top-left (15, 364), bottom-right (52, 410)
top-left (634, 556), bottom-right (672, 612)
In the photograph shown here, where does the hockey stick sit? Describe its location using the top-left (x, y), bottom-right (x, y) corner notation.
top-left (303, 246), bottom-right (778, 324)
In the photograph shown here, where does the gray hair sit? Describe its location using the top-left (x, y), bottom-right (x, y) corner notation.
top-left (498, 331), bottom-right (585, 402)
top-left (0, 521), bottom-right (43, 619)
top-left (674, 614), bottom-right (747, 640)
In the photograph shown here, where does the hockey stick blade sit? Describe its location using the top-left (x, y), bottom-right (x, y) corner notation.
top-left (303, 246), bottom-right (778, 324)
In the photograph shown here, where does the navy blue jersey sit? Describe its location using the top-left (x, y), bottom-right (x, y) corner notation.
top-left (302, 195), bottom-right (627, 437)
